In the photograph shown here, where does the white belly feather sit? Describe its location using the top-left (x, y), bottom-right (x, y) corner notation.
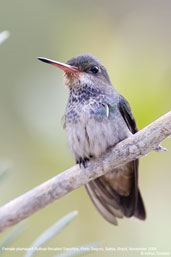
top-left (65, 110), bottom-right (131, 162)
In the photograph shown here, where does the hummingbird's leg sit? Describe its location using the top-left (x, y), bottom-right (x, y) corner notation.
top-left (76, 158), bottom-right (82, 167)
top-left (82, 157), bottom-right (90, 168)
top-left (76, 157), bottom-right (90, 168)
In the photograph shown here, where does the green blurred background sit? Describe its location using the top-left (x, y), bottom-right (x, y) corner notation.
top-left (0, 0), bottom-right (171, 256)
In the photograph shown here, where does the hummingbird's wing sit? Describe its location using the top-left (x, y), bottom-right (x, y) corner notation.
top-left (85, 95), bottom-right (146, 225)
top-left (118, 95), bottom-right (138, 134)
top-left (118, 95), bottom-right (146, 220)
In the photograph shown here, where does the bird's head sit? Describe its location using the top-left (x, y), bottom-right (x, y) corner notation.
top-left (38, 54), bottom-right (111, 90)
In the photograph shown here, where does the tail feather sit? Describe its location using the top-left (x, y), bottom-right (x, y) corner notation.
top-left (134, 190), bottom-right (146, 220)
top-left (85, 183), bottom-right (119, 225)
top-left (85, 169), bottom-right (146, 225)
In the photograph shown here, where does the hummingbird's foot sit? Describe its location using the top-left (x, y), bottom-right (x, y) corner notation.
top-left (76, 157), bottom-right (90, 168)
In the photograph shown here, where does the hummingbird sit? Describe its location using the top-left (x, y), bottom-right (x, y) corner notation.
top-left (38, 54), bottom-right (146, 225)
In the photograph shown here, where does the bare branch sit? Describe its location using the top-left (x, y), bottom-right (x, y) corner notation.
top-left (0, 111), bottom-right (170, 233)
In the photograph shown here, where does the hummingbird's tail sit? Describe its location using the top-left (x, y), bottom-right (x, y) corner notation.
top-left (134, 190), bottom-right (146, 220)
top-left (85, 160), bottom-right (146, 225)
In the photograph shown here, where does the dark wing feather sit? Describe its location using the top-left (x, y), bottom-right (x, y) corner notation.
top-left (118, 95), bottom-right (138, 134)
top-left (118, 95), bottom-right (146, 220)
top-left (85, 95), bottom-right (146, 225)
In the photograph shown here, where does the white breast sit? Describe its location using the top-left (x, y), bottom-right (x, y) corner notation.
top-left (65, 109), bottom-right (131, 162)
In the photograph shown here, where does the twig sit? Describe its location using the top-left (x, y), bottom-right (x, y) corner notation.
top-left (0, 111), bottom-right (170, 233)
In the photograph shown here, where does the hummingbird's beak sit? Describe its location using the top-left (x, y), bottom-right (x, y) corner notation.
top-left (37, 57), bottom-right (79, 73)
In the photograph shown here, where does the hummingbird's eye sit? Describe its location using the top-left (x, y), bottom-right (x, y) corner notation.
top-left (90, 65), bottom-right (99, 74)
